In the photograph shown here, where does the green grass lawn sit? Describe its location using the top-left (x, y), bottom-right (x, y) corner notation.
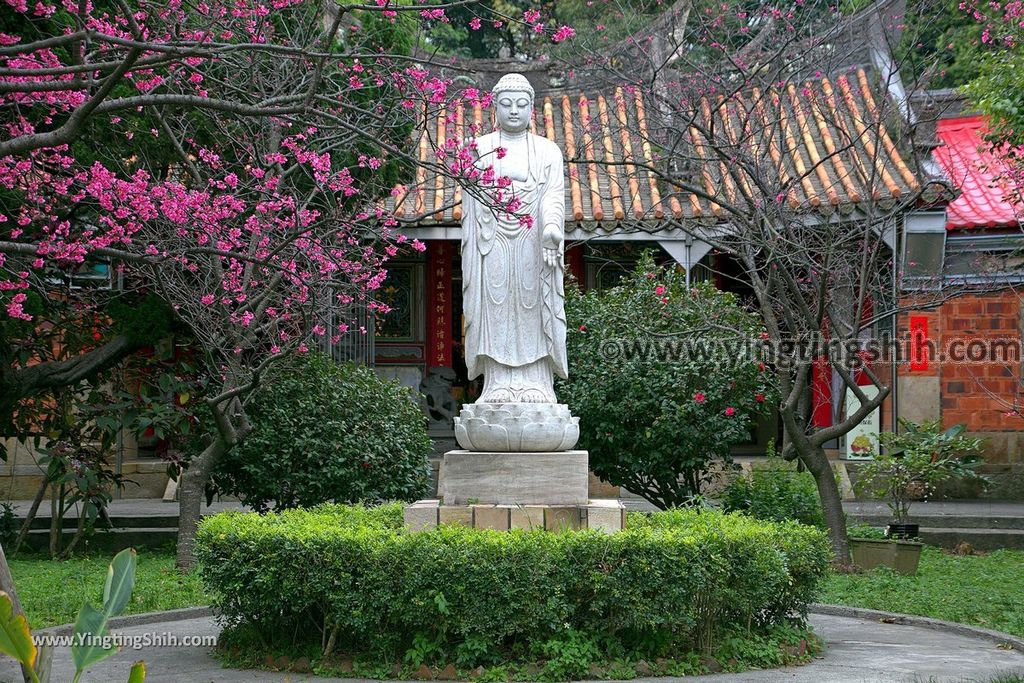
top-left (820, 546), bottom-right (1024, 637)
top-left (8, 548), bottom-right (209, 630)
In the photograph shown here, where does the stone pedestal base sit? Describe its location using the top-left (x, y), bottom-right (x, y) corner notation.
top-left (404, 499), bottom-right (626, 533)
top-left (438, 450), bottom-right (588, 505)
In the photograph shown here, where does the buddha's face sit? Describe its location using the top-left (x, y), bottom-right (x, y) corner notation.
top-left (495, 91), bottom-right (533, 134)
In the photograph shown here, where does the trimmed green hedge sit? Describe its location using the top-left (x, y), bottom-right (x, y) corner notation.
top-left (196, 505), bottom-right (830, 664)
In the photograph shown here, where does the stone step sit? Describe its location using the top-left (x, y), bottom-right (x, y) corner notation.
top-left (916, 527), bottom-right (1024, 551)
top-left (20, 527), bottom-right (178, 553)
top-left (21, 514), bottom-right (180, 531)
top-left (847, 513), bottom-right (1024, 531)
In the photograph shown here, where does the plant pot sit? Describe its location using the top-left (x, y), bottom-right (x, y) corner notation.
top-left (850, 538), bottom-right (923, 575)
top-left (885, 523), bottom-right (919, 540)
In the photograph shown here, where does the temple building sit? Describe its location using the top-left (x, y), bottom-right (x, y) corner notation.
top-left (3, 0), bottom-right (1022, 501)
top-left (361, 41), bottom-right (1022, 493)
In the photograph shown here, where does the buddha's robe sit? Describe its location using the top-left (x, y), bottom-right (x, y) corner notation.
top-left (461, 130), bottom-right (568, 389)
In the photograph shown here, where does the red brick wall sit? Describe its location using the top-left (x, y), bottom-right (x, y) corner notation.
top-left (884, 291), bottom-right (1021, 435)
top-left (938, 293), bottom-right (1021, 431)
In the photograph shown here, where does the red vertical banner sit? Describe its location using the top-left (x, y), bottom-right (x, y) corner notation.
top-left (426, 240), bottom-right (453, 368)
top-left (565, 242), bottom-right (585, 287)
top-left (909, 315), bottom-right (929, 372)
top-left (811, 356), bottom-right (833, 427)
top-left (854, 294), bottom-right (874, 386)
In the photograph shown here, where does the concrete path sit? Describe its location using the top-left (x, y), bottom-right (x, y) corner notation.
top-left (4, 611), bottom-right (1023, 683)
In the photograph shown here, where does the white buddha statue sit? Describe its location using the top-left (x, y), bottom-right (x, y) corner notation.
top-left (455, 73), bottom-right (578, 453)
top-left (461, 73), bottom-right (568, 404)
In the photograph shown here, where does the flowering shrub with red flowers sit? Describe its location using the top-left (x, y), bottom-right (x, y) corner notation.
top-left (558, 252), bottom-right (776, 509)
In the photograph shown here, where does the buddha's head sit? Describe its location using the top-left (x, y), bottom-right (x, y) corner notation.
top-left (492, 73), bottom-right (534, 134)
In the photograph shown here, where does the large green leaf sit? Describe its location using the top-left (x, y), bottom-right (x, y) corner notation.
top-left (103, 549), bottom-right (137, 616)
top-left (0, 592), bottom-right (36, 671)
top-left (941, 423), bottom-right (966, 440)
top-left (71, 602), bottom-right (116, 673)
top-left (127, 660), bottom-right (146, 683)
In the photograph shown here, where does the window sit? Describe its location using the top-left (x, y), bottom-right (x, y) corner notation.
top-left (944, 233), bottom-right (1024, 285)
top-left (375, 265), bottom-right (421, 341)
top-left (45, 259), bottom-right (118, 290)
top-left (901, 212), bottom-right (946, 290)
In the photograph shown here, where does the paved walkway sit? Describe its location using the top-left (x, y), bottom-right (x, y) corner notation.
top-left (5, 611), bottom-right (1023, 683)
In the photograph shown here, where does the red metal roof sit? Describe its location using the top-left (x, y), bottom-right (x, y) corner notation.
top-left (933, 116), bottom-right (1021, 230)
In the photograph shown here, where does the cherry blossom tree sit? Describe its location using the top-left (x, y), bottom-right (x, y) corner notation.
top-left (0, 0), bottom-right (576, 582)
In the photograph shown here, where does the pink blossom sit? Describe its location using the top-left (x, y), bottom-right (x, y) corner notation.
top-left (694, 392), bottom-right (706, 403)
top-left (552, 25), bottom-right (576, 42)
top-left (724, 407), bottom-right (736, 417)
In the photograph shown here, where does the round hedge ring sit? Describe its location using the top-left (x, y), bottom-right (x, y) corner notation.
top-left (197, 504), bottom-right (831, 678)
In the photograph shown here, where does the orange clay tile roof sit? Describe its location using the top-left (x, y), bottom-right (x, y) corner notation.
top-left (389, 68), bottom-right (921, 229)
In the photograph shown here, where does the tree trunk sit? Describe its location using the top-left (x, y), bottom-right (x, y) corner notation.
top-left (175, 439), bottom-right (225, 571)
top-left (799, 444), bottom-right (852, 568)
top-left (48, 486), bottom-right (61, 559)
top-left (60, 510), bottom-right (87, 559)
top-left (13, 477), bottom-right (48, 556)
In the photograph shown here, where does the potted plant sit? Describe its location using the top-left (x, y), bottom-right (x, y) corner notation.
top-left (850, 420), bottom-right (986, 574)
top-left (844, 524), bottom-right (924, 575)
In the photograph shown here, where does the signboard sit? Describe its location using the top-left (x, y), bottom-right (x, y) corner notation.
top-left (844, 385), bottom-right (880, 460)
top-left (909, 315), bottom-right (929, 372)
top-left (426, 241), bottom-right (453, 367)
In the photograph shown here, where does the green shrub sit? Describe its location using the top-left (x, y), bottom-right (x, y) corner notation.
top-left (208, 354), bottom-right (431, 511)
top-left (557, 252), bottom-right (776, 509)
top-left (846, 523), bottom-right (886, 540)
top-left (196, 504), bottom-right (830, 669)
top-left (720, 451), bottom-right (826, 529)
